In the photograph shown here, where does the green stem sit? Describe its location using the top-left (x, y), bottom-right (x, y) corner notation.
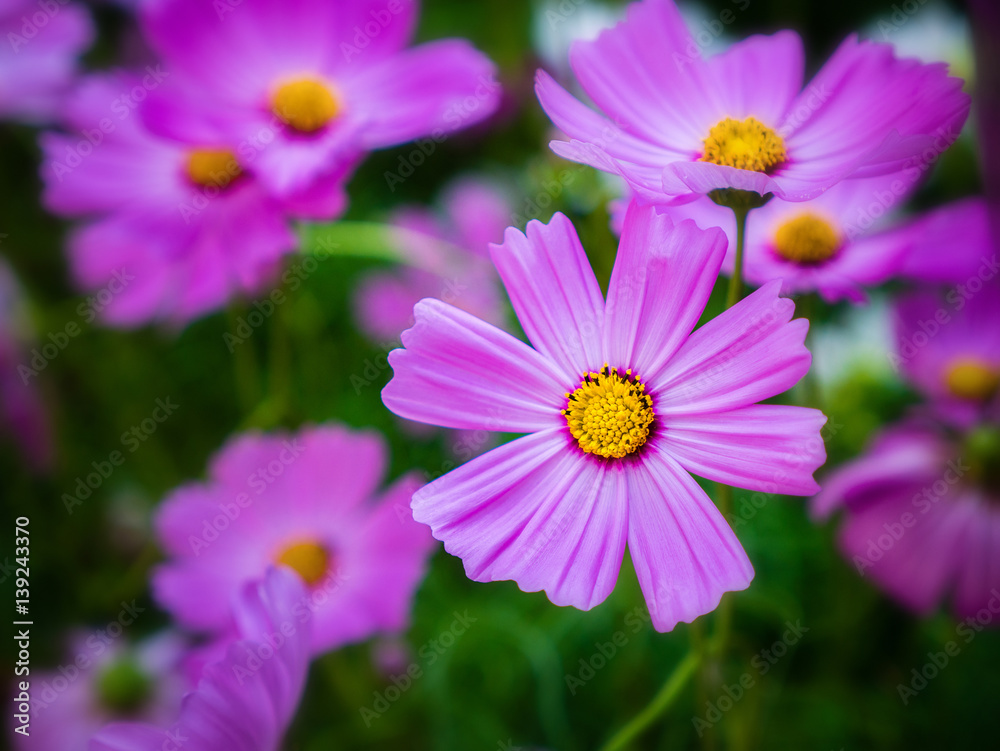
top-left (725, 205), bottom-right (750, 310)
top-left (228, 304), bottom-right (259, 413)
top-left (598, 651), bottom-right (701, 751)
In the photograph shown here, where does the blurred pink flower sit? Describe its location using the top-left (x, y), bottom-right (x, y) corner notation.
top-left (893, 281), bottom-right (1000, 427)
top-left (138, 0), bottom-right (501, 199)
top-left (536, 0), bottom-right (969, 205)
top-left (813, 420), bottom-right (1000, 621)
top-left (354, 177), bottom-right (510, 342)
top-left (40, 73), bottom-right (347, 326)
top-left (91, 568), bottom-right (311, 751)
top-left (14, 632), bottom-right (186, 751)
top-left (611, 187), bottom-right (993, 304)
top-left (0, 0), bottom-right (93, 123)
top-left (151, 424), bottom-right (435, 654)
top-left (383, 202), bottom-right (826, 632)
top-left (0, 258), bottom-right (53, 471)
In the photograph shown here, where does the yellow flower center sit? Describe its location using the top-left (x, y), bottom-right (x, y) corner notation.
top-left (945, 358), bottom-right (1000, 401)
top-left (562, 365), bottom-right (655, 459)
top-left (773, 213), bottom-right (842, 265)
top-left (186, 149), bottom-right (242, 189)
top-left (272, 78), bottom-right (340, 133)
top-left (700, 117), bottom-right (786, 172)
top-left (276, 540), bottom-right (330, 585)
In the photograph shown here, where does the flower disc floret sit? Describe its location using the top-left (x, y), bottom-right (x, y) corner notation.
top-left (562, 365), bottom-right (654, 459)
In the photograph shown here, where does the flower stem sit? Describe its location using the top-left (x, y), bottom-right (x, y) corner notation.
top-left (228, 304), bottom-right (259, 413)
top-left (725, 205), bottom-right (750, 310)
top-left (598, 650), bottom-right (702, 751)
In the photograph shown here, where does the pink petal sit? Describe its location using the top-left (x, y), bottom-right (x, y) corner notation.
top-left (382, 299), bottom-right (567, 432)
top-left (348, 40), bottom-right (500, 148)
top-left (489, 213), bottom-right (605, 381)
top-left (660, 405), bottom-right (826, 495)
top-left (412, 430), bottom-right (628, 611)
top-left (782, 36), bottom-right (969, 182)
top-left (627, 445), bottom-right (753, 632)
top-left (652, 281), bottom-right (810, 416)
top-left (838, 492), bottom-right (973, 616)
top-left (604, 203), bottom-right (727, 379)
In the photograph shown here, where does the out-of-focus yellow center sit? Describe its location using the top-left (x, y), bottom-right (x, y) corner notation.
top-left (272, 78), bottom-right (340, 133)
top-left (276, 540), bottom-right (330, 585)
top-left (186, 149), bottom-right (242, 188)
top-left (773, 213), bottom-right (842, 265)
top-left (563, 365), bottom-right (654, 459)
top-left (945, 358), bottom-right (1000, 401)
top-left (701, 117), bottom-right (786, 172)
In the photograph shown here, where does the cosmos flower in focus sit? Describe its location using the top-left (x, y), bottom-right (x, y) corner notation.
top-left (611, 185), bottom-right (992, 303)
top-left (14, 632), bottom-right (186, 751)
top-left (354, 177), bottom-right (510, 342)
top-left (40, 73), bottom-right (347, 326)
top-left (892, 282), bottom-right (1000, 427)
top-left (139, 0), bottom-right (502, 198)
top-left (151, 424), bottom-right (434, 654)
top-left (536, 0), bottom-right (970, 206)
top-left (813, 419), bottom-right (1000, 621)
top-left (0, 0), bottom-right (93, 123)
top-left (382, 202), bottom-right (826, 632)
top-left (91, 568), bottom-right (311, 751)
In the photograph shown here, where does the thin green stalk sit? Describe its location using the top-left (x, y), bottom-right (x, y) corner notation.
top-left (598, 651), bottom-right (702, 751)
top-left (228, 304), bottom-right (259, 413)
top-left (725, 205), bottom-right (750, 309)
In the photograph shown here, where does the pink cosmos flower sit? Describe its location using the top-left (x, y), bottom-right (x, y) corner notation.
top-left (536, 0), bottom-right (970, 206)
top-left (0, 259), bottom-right (53, 471)
top-left (612, 184), bottom-right (992, 303)
top-left (892, 282), bottom-right (1000, 427)
top-left (382, 202), bottom-right (827, 632)
top-left (0, 0), bottom-right (93, 123)
top-left (15, 632), bottom-right (186, 751)
top-left (40, 72), bottom-right (347, 326)
top-left (138, 0), bottom-right (501, 198)
top-left (812, 419), bottom-right (1000, 621)
top-left (354, 177), bottom-right (510, 342)
top-left (91, 568), bottom-right (311, 751)
top-left (151, 424), bottom-right (434, 654)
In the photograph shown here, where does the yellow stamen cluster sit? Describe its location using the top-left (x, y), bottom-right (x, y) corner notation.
top-left (773, 212), bottom-right (842, 265)
top-left (945, 358), bottom-right (1000, 401)
top-left (562, 365), bottom-right (654, 459)
top-left (276, 540), bottom-right (330, 585)
top-left (186, 149), bottom-right (242, 188)
top-left (700, 116), bottom-right (786, 172)
top-left (272, 78), bottom-right (340, 133)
